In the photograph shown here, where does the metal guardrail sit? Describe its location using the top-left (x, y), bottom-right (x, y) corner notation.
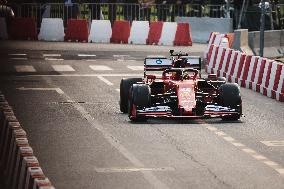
top-left (8, 3), bottom-right (228, 27)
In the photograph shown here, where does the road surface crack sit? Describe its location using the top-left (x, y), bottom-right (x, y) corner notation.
top-left (153, 127), bottom-right (234, 189)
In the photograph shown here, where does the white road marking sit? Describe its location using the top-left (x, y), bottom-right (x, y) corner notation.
top-left (242, 148), bottom-right (256, 154)
top-left (78, 54), bottom-right (96, 57)
top-left (97, 76), bottom-right (113, 86)
top-left (252, 155), bottom-right (267, 160)
top-left (43, 54), bottom-right (61, 57)
top-left (263, 161), bottom-right (279, 167)
top-left (16, 74), bottom-right (142, 77)
top-left (147, 55), bottom-right (165, 58)
top-left (47, 87), bottom-right (170, 189)
top-left (85, 59), bottom-right (97, 62)
top-left (231, 142), bottom-right (245, 147)
top-left (10, 58), bottom-right (28, 60)
top-left (117, 59), bottom-right (124, 62)
top-left (14, 65), bottom-right (36, 72)
top-left (215, 131), bottom-right (226, 136)
top-left (127, 66), bottom-right (144, 71)
top-left (261, 141), bottom-right (284, 147)
top-left (223, 136), bottom-right (235, 142)
top-left (52, 65), bottom-right (75, 72)
top-left (200, 122), bottom-right (284, 176)
top-left (95, 167), bottom-right (175, 173)
top-left (16, 87), bottom-right (64, 94)
top-left (89, 65), bottom-right (112, 71)
top-left (45, 58), bottom-right (64, 61)
top-left (113, 55), bottom-right (130, 58)
top-left (8, 53), bottom-right (27, 56)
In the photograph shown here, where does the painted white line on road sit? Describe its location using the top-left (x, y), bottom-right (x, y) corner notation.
top-left (50, 87), bottom-right (170, 189)
top-left (8, 53), bottom-right (27, 56)
top-left (10, 57), bottom-right (28, 60)
top-left (113, 55), bottom-right (130, 57)
top-left (242, 148), bottom-right (256, 154)
top-left (95, 167), bottom-right (175, 173)
top-left (16, 74), bottom-right (142, 77)
top-left (85, 59), bottom-right (97, 62)
top-left (89, 65), bottom-right (112, 71)
top-left (147, 55), bottom-right (165, 58)
top-left (45, 58), bottom-right (64, 61)
top-left (43, 54), bottom-right (61, 57)
top-left (97, 76), bottom-right (113, 86)
top-left (78, 54), bottom-right (96, 57)
top-left (52, 65), bottom-right (75, 72)
top-left (200, 121), bottom-right (284, 176)
top-left (261, 141), bottom-right (284, 147)
top-left (215, 131), bottom-right (226, 136)
top-left (15, 65), bottom-right (36, 72)
top-left (16, 87), bottom-right (64, 94)
top-left (231, 142), bottom-right (245, 147)
top-left (127, 66), bottom-right (144, 71)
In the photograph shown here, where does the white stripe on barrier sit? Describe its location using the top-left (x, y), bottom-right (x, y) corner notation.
top-left (213, 47), bottom-right (225, 74)
top-left (245, 56), bottom-right (258, 88)
top-left (213, 34), bottom-right (224, 46)
top-left (226, 50), bottom-right (237, 79)
top-left (276, 66), bottom-right (284, 100)
top-left (259, 60), bottom-right (271, 94)
top-left (204, 32), bottom-right (219, 58)
top-left (88, 20), bottom-right (112, 43)
top-left (252, 57), bottom-right (264, 91)
top-left (0, 17), bottom-right (8, 40)
top-left (266, 62), bottom-right (278, 97)
top-left (38, 18), bottom-right (65, 41)
top-left (159, 22), bottom-right (177, 46)
top-left (220, 48), bottom-right (230, 76)
top-left (207, 45), bottom-right (218, 73)
top-left (231, 52), bottom-right (242, 82)
top-left (128, 21), bottom-right (149, 45)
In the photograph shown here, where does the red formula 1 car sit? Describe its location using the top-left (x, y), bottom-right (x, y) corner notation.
top-left (120, 50), bottom-right (242, 122)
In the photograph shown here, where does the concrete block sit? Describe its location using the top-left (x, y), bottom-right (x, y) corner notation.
top-left (176, 17), bottom-right (233, 43)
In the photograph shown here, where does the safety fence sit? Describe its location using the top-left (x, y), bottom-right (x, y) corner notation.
top-left (205, 33), bottom-right (284, 103)
top-left (8, 3), bottom-right (228, 28)
top-left (0, 92), bottom-right (55, 189)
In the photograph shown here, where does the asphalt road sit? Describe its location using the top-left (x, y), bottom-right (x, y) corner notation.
top-left (0, 41), bottom-right (283, 189)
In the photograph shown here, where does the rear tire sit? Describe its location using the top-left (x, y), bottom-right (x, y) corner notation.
top-left (119, 78), bottom-right (142, 113)
top-left (128, 84), bottom-right (151, 122)
top-left (219, 83), bottom-right (242, 121)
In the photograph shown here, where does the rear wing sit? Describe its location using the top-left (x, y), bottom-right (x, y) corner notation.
top-left (144, 56), bottom-right (202, 78)
top-left (180, 56), bottom-right (202, 71)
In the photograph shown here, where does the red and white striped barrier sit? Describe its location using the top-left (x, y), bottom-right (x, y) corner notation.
top-left (206, 44), bottom-right (284, 102)
top-left (6, 18), bottom-right (192, 46)
top-left (0, 93), bottom-right (56, 189)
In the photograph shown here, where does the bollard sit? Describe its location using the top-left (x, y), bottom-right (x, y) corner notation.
top-left (18, 156), bottom-right (40, 189)
top-left (32, 178), bottom-right (52, 189)
top-left (9, 146), bottom-right (34, 189)
top-left (6, 138), bottom-right (29, 186)
top-left (0, 122), bottom-right (21, 168)
top-left (25, 167), bottom-right (45, 189)
top-left (0, 114), bottom-right (18, 166)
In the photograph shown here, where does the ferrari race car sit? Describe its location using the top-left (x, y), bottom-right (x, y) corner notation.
top-left (120, 50), bottom-right (242, 122)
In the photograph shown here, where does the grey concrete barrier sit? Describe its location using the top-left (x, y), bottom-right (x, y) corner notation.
top-left (232, 29), bottom-right (254, 56)
top-left (232, 29), bottom-right (284, 58)
top-left (248, 30), bottom-right (284, 58)
top-left (176, 17), bottom-right (233, 43)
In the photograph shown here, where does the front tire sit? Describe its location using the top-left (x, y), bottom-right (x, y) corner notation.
top-left (219, 83), bottom-right (242, 121)
top-left (128, 84), bottom-right (151, 122)
top-left (119, 78), bottom-right (142, 113)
